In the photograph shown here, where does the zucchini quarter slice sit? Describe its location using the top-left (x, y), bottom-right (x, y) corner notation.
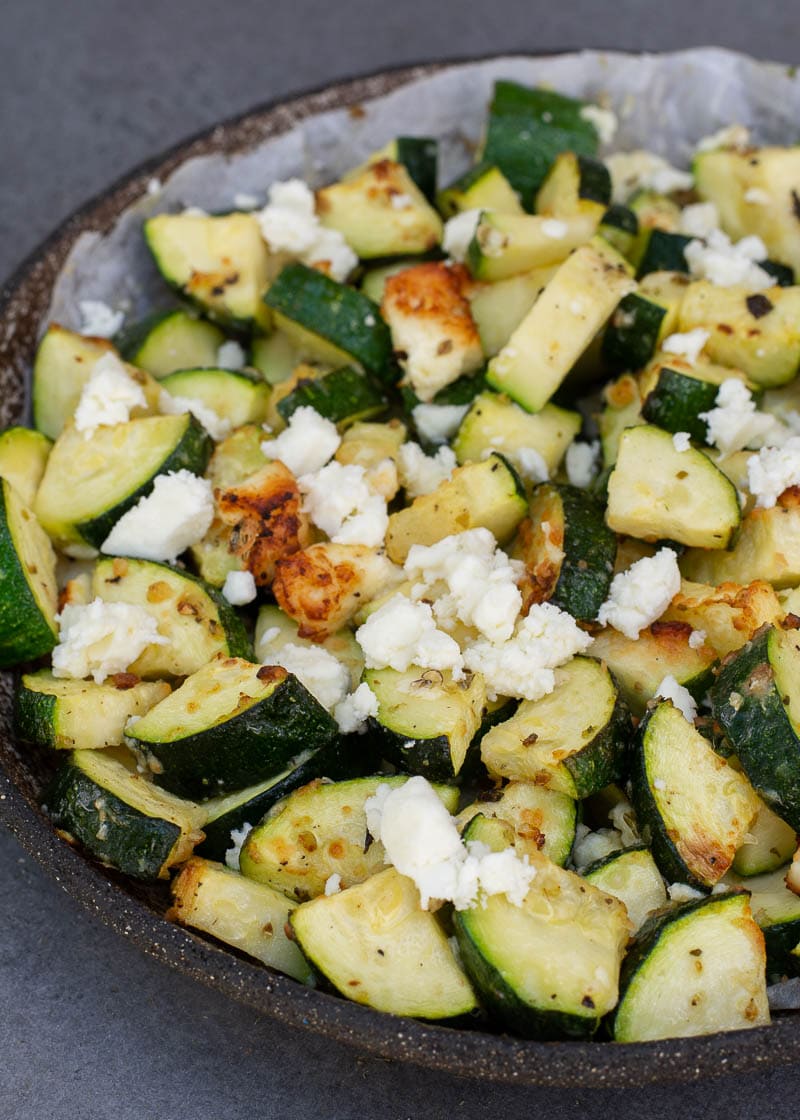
top-left (291, 868), bottom-right (476, 1018)
top-left (458, 781), bottom-right (577, 867)
top-left (612, 893), bottom-right (769, 1042)
top-left (0, 479), bottom-right (58, 667)
top-left (730, 865), bottom-right (800, 973)
top-left (452, 392), bottom-right (581, 475)
top-left (128, 657), bottom-right (338, 799)
top-left (583, 846), bottom-right (667, 933)
top-left (31, 324), bottom-right (115, 440)
top-left (116, 308), bottom-right (224, 377)
top-left (160, 368), bottom-right (269, 427)
top-left (682, 497), bottom-right (800, 588)
top-left (0, 426), bottom-right (51, 506)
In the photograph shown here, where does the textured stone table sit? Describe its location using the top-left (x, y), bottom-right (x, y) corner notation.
top-left (4, 2), bottom-right (800, 1116)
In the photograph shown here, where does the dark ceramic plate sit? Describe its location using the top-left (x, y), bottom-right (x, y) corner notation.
top-left (2, 54), bottom-right (800, 1088)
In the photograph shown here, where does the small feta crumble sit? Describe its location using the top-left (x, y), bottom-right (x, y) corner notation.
top-left (334, 682), bottom-right (379, 735)
top-left (390, 192), bottom-right (413, 209)
top-left (412, 402), bottom-right (469, 445)
top-left (672, 431), bottom-right (691, 453)
top-left (565, 440), bottom-right (600, 488)
top-left (182, 206), bottom-right (209, 218)
top-left (662, 328), bottom-right (710, 365)
top-left (688, 629), bottom-right (707, 650)
top-left (607, 151), bottom-right (693, 204)
top-left (100, 470), bottom-right (214, 563)
top-left (222, 569), bottom-right (257, 606)
top-left (397, 442), bottom-right (456, 498)
top-left (261, 406), bottom-right (341, 476)
top-left (256, 179), bottom-right (357, 282)
top-left (463, 601), bottom-right (593, 702)
top-left (744, 187), bottom-right (773, 206)
top-left (405, 528), bottom-right (523, 644)
top-left (747, 437), bottom-right (800, 508)
top-left (79, 299), bottom-right (125, 339)
top-left (655, 674), bottom-right (698, 723)
top-left (324, 873), bottom-right (342, 896)
top-left (224, 823), bottom-right (254, 871)
top-left (514, 447), bottom-right (550, 484)
top-left (159, 389), bottom-right (232, 442)
top-left (74, 352), bottom-right (147, 438)
top-left (695, 123), bottom-right (751, 152)
top-left (355, 594), bottom-right (463, 676)
top-left (146, 177), bottom-right (162, 196)
top-left (442, 208), bottom-right (482, 263)
top-left (668, 882), bottom-right (706, 903)
top-left (52, 599), bottom-right (168, 684)
top-left (365, 776), bottom-right (537, 910)
top-left (597, 548), bottom-right (681, 639)
top-left (678, 201), bottom-right (720, 239)
top-left (571, 823), bottom-right (624, 871)
top-left (265, 641), bottom-right (350, 711)
top-left (685, 229), bottom-right (773, 290)
top-left (699, 378), bottom-right (776, 456)
top-left (608, 797), bottom-right (640, 846)
top-left (233, 192), bottom-right (260, 210)
top-left (216, 339), bottom-right (246, 369)
top-left (580, 104), bottom-right (618, 145)
top-left (541, 218), bottom-right (568, 240)
top-left (653, 778), bottom-right (667, 790)
top-left (299, 461), bottom-right (388, 547)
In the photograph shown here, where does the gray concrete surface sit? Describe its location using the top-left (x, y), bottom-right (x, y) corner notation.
top-left (3, 1), bottom-right (800, 1115)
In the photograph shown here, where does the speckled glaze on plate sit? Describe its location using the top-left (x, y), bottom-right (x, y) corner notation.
top-left (2, 56), bottom-right (800, 1088)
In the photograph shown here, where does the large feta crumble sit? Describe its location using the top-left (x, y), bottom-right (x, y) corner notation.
top-left (747, 437), bottom-right (800, 508)
top-left (571, 823), bottom-right (624, 871)
top-left (672, 431), bottom-right (691, 453)
top-left (334, 681), bottom-right (380, 734)
top-left (442, 208), bottom-right (482, 263)
top-left (699, 378), bottom-right (776, 455)
top-left (299, 461), bottom-right (388, 547)
top-left (355, 594), bottom-right (463, 675)
top-left (684, 229), bottom-right (773, 290)
top-left (565, 440), bottom-right (600, 489)
top-left (256, 179), bottom-right (357, 282)
top-left (512, 447), bottom-right (549, 484)
top-left (216, 340), bottom-right (246, 369)
top-left (73, 353), bottom-right (147, 438)
top-left (263, 641), bottom-right (350, 711)
top-left (580, 104), bottom-right (618, 145)
top-left (365, 776), bottom-right (537, 910)
top-left (159, 389), bottom-right (231, 442)
top-left (79, 299), bottom-right (125, 339)
top-left (412, 402), bottom-right (469, 445)
top-left (397, 442), bottom-right (456, 498)
top-left (607, 151), bottom-right (693, 204)
top-left (597, 548), bottom-right (681, 639)
top-left (52, 599), bottom-right (167, 684)
top-left (224, 823), bottom-right (254, 871)
top-left (661, 328), bottom-right (710, 365)
top-left (222, 569), bottom-right (257, 606)
top-left (100, 470), bottom-right (214, 562)
top-left (655, 674), bottom-right (698, 723)
top-left (261, 406), bottom-right (341, 476)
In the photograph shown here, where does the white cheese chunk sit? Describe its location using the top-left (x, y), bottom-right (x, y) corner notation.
top-left (513, 447), bottom-right (549, 484)
top-left (256, 179), bottom-right (357, 282)
top-left (299, 461), bottom-right (388, 548)
top-left (411, 402), bottom-right (469, 444)
top-left (73, 353), bottom-right (147, 438)
top-left (100, 470), bottom-right (214, 562)
top-left (607, 151), bottom-right (693, 203)
top-left (688, 628), bottom-right (707, 650)
top-left (541, 218), bottom-right (568, 239)
top-left (233, 192), bottom-right (260, 210)
top-left (159, 389), bottom-right (231, 442)
top-left (580, 104), bottom-right (618, 145)
top-left (261, 406), bottom-right (341, 476)
top-left (656, 674), bottom-right (698, 723)
top-left (334, 682), bottom-right (380, 734)
top-left (678, 202), bottom-right (719, 239)
top-left (355, 594), bottom-right (463, 675)
top-left (744, 187), bottom-right (772, 206)
top-left (747, 437), bottom-right (800, 508)
top-left (397, 442), bottom-right (456, 498)
top-left (52, 598), bottom-right (168, 684)
top-left (565, 440), bottom-right (600, 488)
top-left (442, 208), bottom-right (482, 263)
top-left (265, 641), bottom-right (350, 711)
top-left (324, 872), bottom-right (342, 896)
top-left (700, 378), bottom-right (776, 456)
top-left (79, 299), bottom-right (125, 339)
top-left (662, 328), bottom-right (710, 365)
top-left (221, 569), bottom-right (257, 605)
top-left (695, 123), bottom-right (751, 153)
top-left (216, 340), bottom-right (246, 369)
top-left (597, 548), bottom-right (681, 639)
top-left (668, 882), bottom-right (706, 903)
top-left (672, 431), bottom-right (691, 453)
top-left (685, 229), bottom-right (773, 290)
top-left (571, 823), bottom-right (624, 871)
top-left (224, 822), bottom-right (254, 871)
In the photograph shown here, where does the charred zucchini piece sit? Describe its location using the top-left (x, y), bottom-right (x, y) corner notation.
top-left (458, 780), bottom-right (577, 867)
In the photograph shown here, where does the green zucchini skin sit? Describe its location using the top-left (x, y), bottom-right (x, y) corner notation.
top-left (602, 292), bottom-right (666, 373)
top-left (116, 308), bottom-right (225, 377)
top-left (641, 367), bottom-right (719, 442)
top-left (14, 688), bottom-right (56, 748)
top-left (394, 136), bottom-right (438, 202)
top-left (276, 365), bottom-right (386, 427)
top-left (761, 259), bottom-right (794, 287)
top-left (563, 691), bottom-right (632, 799)
top-left (636, 231), bottom-right (692, 277)
top-left (712, 626), bottom-right (800, 830)
top-left (553, 485), bottom-right (616, 621)
top-left (0, 481), bottom-right (57, 668)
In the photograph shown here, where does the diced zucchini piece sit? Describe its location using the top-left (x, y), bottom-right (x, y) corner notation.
top-left (34, 414), bottom-right (211, 548)
top-left (128, 657), bottom-right (337, 799)
top-left (663, 579), bottom-right (782, 657)
top-left (160, 368), bottom-right (269, 426)
top-left (345, 136), bottom-right (438, 203)
top-left (466, 211), bottom-right (598, 282)
top-left (453, 391), bottom-right (580, 474)
top-left (317, 159), bottom-right (442, 258)
top-left (598, 204), bottom-right (638, 257)
top-left (385, 453), bottom-right (526, 564)
top-left (275, 365), bottom-right (385, 428)
top-left (249, 330), bottom-right (303, 386)
top-left (437, 163), bottom-right (523, 217)
top-left (169, 857), bottom-right (313, 982)
top-left (740, 864), bottom-right (800, 971)
top-left (583, 846), bottom-right (667, 933)
top-left (92, 556), bottom-right (251, 677)
top-left (481, 657), bottom-right (631, 798)
top-left (601, 291), bottom-right (666, 373)
top-left (292, 867), bottom-right (476, 1017)
top-left (0, 479), bottom-right (58, 667)
top-left (612, 893), bottom-right (769, 1041)
top-left (682, 497), bottom-right (800, 588)
top-left (628, 190), bottom-right (682, 234)
top-left (364, 665), bottom-right (486, 781)
top-left (14, 670), bottom-right (170, 751)
top-left (468, 267), bottom-right (556, 357)
top-left (733, 800), bottom-right (797, 878)
top-left (240, 775), bottom-right (458, 901)
top-left (631, 700), bottom-right (760, 888)
top-left (486, 238), bottom-right (636, 413)
top-left (454, 849), bottom-right (629, 1039)
top-left (640, 366), bottom-right (720, 442)
top-left (0, 427), bottom-right (51, 506)
top-left (116, 308), bottom-right (224, 377)
top-left (44, 748), bottom-right (205, 880)
top-left (635, 230), bottom-right (691, 277)
top-left (31, 324), bottom-right (116, 440)
top-left (535, 152), bottom-right (611, 218)
top-left (458, 781), bottom-right (577, 867)
top-left (144, 212), bottom-right (272, 331)
top-left (606, 425), bottom-right (741, 548)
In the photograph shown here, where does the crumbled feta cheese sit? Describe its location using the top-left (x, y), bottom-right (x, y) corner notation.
top-left (571, 823), bottom-right (624, 871)
top-left (653, 778), bottom-right (666, 790)
top-left (700, 378), bottom-right (776, 455)
top-left (442, 208), bottom-right (482, 263)
top-left (688, 628), bottom-right (707, 650)
top-left (656, 674), bottom-right (698, 723)
top-left (261, 406), bottom-right (341, 476)
top-left (222, 569), bottom-right (257, 606)
top-left (565, 440), bottom-right (600, 488)
top-left (365, 776), bottom-right (537, 910)
top-left (159, 389), bottom-right (232, 442)
top-left (608, 798), bottom-right (640, 846)
top-left (52, 598), bottom-right (168, 684)
top-left (299, 461), bottom-right (388, 547)
top-left (463, 601), bottom-right (593, 702)
top-left (74, 353), bottom-right (147, 438)
top-left (324, 872), bottom-right (342, 896)
top-left (397, 442), bottom-right (456, 498)
top-left (662, 328), bottom-right (710, 365)
top-left (355, 594), bottom-right (463, 675)
top-left (405, 528), bottom-right (523, 644)
top-left (695, 123), bottom-right (751, 152)
top-left (233, 192), bottom-right (260, 210)
top-left (256, 625), bottom-right (282, 654)
top-left (216, 339), bottom-right (246, 369)
top-left (678, 201), bottom-right (719, 239)
top-left (744, 187), bottom-right (772, 206)
top-left (100, 470), bottom-right (214, 562)
top-left (685, 229), bottom-right (773, 290)
top-left (182, 206), bottom-right (209, 218)
top-left (580, 104), bottom-right (618, 145)
top-left (224, 823), bottom-right (253, 871)
top-left (672, 431), bottom-right (691, 453)
top-left (514, 447), bottom-right (550, 484)
top-left (256, 179), bottom-right (357, 281)
top-left (266, 641), bottom-right (350, 711)
top-left (747, 437), bottom-right (800, 508)
top-left (541, 218), bottom-right (568, 240)
top-left (668, 882), bottom-right (706, 903)
top-left (334, 682), bottom-right (379, 734)
top-left (607, 151), bottom-right (693, 203)
top-left (412, 403), bottom-right (469, 445)
top-left (79, 299), bottom-right (125, 339)
top-left (597, 548), bottom-right (681, 639)
top-left (390, 192), bottom-right (413, 210)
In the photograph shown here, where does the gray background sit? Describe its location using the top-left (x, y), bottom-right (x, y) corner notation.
top-left (2, 1), bottom-right (800, 1116)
